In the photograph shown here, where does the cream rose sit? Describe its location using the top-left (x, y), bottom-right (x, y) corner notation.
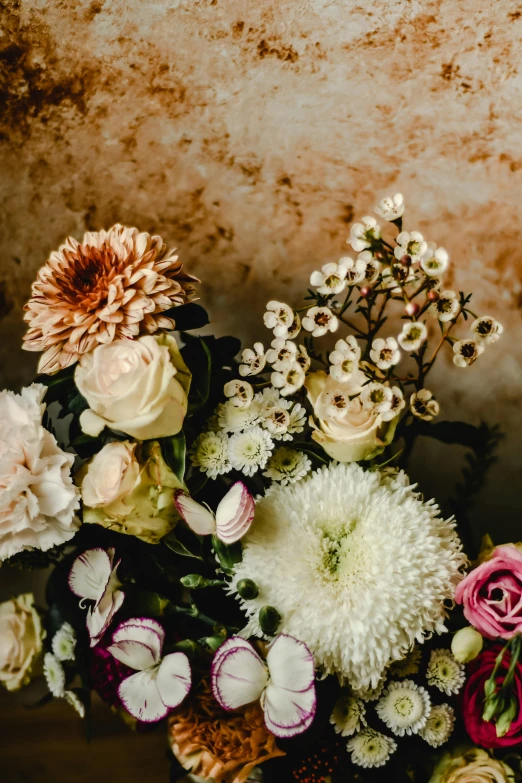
top-left (305, 370), bottom-right (396, 462)
top-left (80, 441), bottom-right (184, 544)
top-left (75, 334), bottom-right (191, 440)
top-left (80, 441), bottom-right (140, 507)
top-left (0, 384), bottom-right (80, 561)
top-left (0, 593), bottom-right (44, 691)
top-left (429, 748), bottom-right (515, 783)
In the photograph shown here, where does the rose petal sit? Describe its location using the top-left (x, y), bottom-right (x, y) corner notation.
top-left (69, 548), bottom-right (112, 603)
top-left (108, 639), bottom-right (158, 671)
top-left (174, 490), bottom-right (216, 536)
top-left (211, 640), bottom-right (268, 711)
top-left (156, 652), bottom-right (191, 708)
top-left (266, 634), bottom-right (315, 693)
top-left (215, 482), bottom-right (255, 544)
top-left (118, 670), bottom-right (168, 723)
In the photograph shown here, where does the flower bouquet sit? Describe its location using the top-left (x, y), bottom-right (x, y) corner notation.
top-left (1, 201), bottom-right (521, 783)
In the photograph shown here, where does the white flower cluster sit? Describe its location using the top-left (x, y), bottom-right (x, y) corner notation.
top-left (453, 314), bottom-right (503, 368)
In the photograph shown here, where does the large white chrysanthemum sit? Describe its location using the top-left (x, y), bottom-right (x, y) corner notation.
top-left (231, 463), bottom-right (466, 689)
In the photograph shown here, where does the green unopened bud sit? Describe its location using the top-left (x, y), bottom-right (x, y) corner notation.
top-left (237, 578), bottom-right (259, 600)
top-left (172, 639), bottom-right (199, 659)
top-left (259, 605), bottom-right (281, 636)
top-left (451, 626), bottom-right (483, 663)
top-left (204, 636), bottom-right (225, 652)
top-left (483, 691), bottom-right (505, 723)
top-left (496, 697), bottom-right (517, 738)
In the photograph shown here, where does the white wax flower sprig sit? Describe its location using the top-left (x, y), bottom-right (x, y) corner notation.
top-left (211, 634), bottom-right (316, 738)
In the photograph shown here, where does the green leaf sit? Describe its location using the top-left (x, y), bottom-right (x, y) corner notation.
top-left (181, 337), bottom-right (211, 414)
top-left (160, 431), bottom-right (186, 482)
top-left (180, 573), bottom-right (225, 589)
top-left (123, 586), bottom-right (168, 617)
top-left (163, 528), bottom-right (204, 561)
top-left (292, 441), bottom-right (331, 464)
top-left (212, 535), bottom-right (242, 575)
top-left (415, 420), bottom-right (494, 450)
top-left (165, 302), bottom-right (210, 331)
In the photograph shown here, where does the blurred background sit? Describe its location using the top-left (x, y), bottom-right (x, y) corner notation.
top-left (1, 0), bottom-right (521, 779)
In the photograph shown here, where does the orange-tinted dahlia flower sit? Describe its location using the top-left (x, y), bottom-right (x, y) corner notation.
top-left (23, 224), bottom-right (199, 374)
top-left (168, 678), bottom-right (284, 783)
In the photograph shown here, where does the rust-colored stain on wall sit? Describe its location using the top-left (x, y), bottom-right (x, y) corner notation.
top-left (1, 0), bottom-right (521, 530)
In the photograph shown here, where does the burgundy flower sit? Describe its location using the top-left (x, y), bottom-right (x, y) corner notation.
top-left (90, 643), bottom-right (133, 708)
top-left (463, 645), bottom-right (522, 748)
top-left (455, 545), bottom-right (522, 639)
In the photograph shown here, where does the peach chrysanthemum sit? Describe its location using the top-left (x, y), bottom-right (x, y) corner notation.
top-left (23, 224), bottom-right (199, 374)
top-left (168, 678), bottom-right (284, 783)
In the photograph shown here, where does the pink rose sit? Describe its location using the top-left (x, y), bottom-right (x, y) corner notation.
top-left (463, 645), bottom-right (522, 748)
top-left (455, 545), bottom-right (522, 639)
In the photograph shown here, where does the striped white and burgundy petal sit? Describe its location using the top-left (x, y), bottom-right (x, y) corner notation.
top-left (156, 652), bottom-right (192, 708)
top-left (215, 482), bottom-right (255, 544)
top-left (68, 548), bottom-right (112, 604)
top-left (174, 490), bottom-right (216, 536)
top-left (118, 670), bottom-right (169, 723)
top-left (211, 636), bottom-right (268, 711)
top-left (109, 618), bottom-right (165, 668)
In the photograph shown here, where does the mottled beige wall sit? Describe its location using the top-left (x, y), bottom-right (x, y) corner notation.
top-left (1, 0), bottom-right (521, 533)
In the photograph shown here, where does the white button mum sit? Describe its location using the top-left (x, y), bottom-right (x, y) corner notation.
top-left (0, 384), bottom-right (80, 561)
top-left (190, 431), bottom-right (231, 478)
top-left (44, 652), bottom-right (66, 697)
top-left (426, 648), bottom-right (465, 695)
top-left (263, 447), bottom-right (311, 485)
top-left (229, 427), bottom-right (273, 476)
top-left (232, 463), bottom-right (466, 690)
top-left (330, 690), bottom-right (367, 737)
top-left (419, 703), bottom-right (455, 747)
top-left (346, 729), bottom-right (397, 768)
top-left (376, 679), bottom-right (431, 736)
top-left (52, 622), bottom-right (77, 662)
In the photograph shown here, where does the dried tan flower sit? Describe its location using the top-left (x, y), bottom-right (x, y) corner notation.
top-left (23, 224), bottom-right (199, 374)
top-left (168, 678), bottom-right (284, 783)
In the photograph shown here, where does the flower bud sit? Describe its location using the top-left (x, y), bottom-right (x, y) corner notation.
top-left (451, 626), bottom-right (483, 663)
top-left (496, 697), bottom-right (517, 738)
top-left (400, 254), bottom-right (412, 266)
top-left (237, 578), bottom-right (259, 600)
top-left (360, 286), bottom-right (371, 298)
top-left (427, 290), bottom-right (440, 302)
top-left (203, 636), bottom-right (225, 652)
top-left (405, 301), bottom-right (419, 316)
top-left (259, 605), bottom-right (281, 636)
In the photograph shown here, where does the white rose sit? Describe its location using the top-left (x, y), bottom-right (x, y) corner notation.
top-left (0, 593), bottom-right (44, 691)
top-left (75, 334), bottom-right (191, 440)
top-left (305, 371), bottom-right (396, 462)
top-left (0, 384), bottom-right (80, 561)
top-left (80, 441), bottom-right (140, 507)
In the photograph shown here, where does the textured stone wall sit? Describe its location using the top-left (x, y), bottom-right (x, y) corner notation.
top-left (1, 0), bottom-right (521, 534)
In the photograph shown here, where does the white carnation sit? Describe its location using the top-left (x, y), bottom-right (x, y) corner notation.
top-left (231, 463), bottom-right (466, 690)
top-left (0, 384), bottom-right (80, 561)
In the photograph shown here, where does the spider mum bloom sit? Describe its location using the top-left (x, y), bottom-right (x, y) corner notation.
top-left (232, 463), bottom-right (466, 690)
top-left (23, 224), bottom-right (199, 374)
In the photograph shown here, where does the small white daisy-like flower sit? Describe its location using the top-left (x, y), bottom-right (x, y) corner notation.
top-left (271, 364), bottom-right (306, 397)
top-left (374, 193), bottom-right (404, 222)
top-left (265, 338), bottom-right (298, 371)
top-left (376, 680), bottom-right (431, 737)
top-left (329, 336), bottom-right (361, 383)
top-left (429, 290), bottom-right (459, 322)
top-left (397, 321), bottom-right (428, 352)
top-left (394, 231), bottom-right (427, 262)
top-left (263, 301), bottom-right (297, 338)
top-left (52, 622), bottom-right (76, 662)
top-left (370, 337), bottom-right (401, 370)
top-left (421, 243), bottom-right (449, 277)
top-left (361, 382), bottom-right (393, 413)
top-left (470, 315), bottom-right (504, 345)
top-left (419, 704), bottom-right (455, 748)
top-left (381, 386), bottom-right (405, 422)
top-left (353, 680), bottom-right (386, 703)
top-left (347, 729), bottom-right (397, 769)
top-left (330, 690), bottom-right (367, 737)
top-left (453, 339), bottom-right (484, 368)
top-left (65, 690), bottom-right (85, 718)
top-left (310, 260), bottom-right (349, 295)
top-left (338, 255), bottom-right (367, 285)
top-left (44, 652), bottom-right (66, 697)
top-left (239, 343), bottom-right (266, 376)
top-left (302, 306), bottom-right (339, 337)
top-left (358, 251), bottom-right (382, 285)
top-left (254, 386), bottom-right (282, 406)
top-left (229, 426), bottom-right (274, 476)
top-left (190, 431), bottom-right (232, 478)
top-left (321, 389), bottom-right (351, 417)
top-left (426, 649), bottom-right (465, 695)
top-left (223, 379), bottom-right (255, 408)
top-left (348, 216), bottom-right (381, 252)
top-left (382, 263), bottom-right (416, 293)
top-left (218, 399), bottom-right (263, 433)
top-left (410, 389), bottom-right (440, 421)
top-left (389, 647), bottom-right (422, 678)
top-left (263, 447), bottom-right (311, 485)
